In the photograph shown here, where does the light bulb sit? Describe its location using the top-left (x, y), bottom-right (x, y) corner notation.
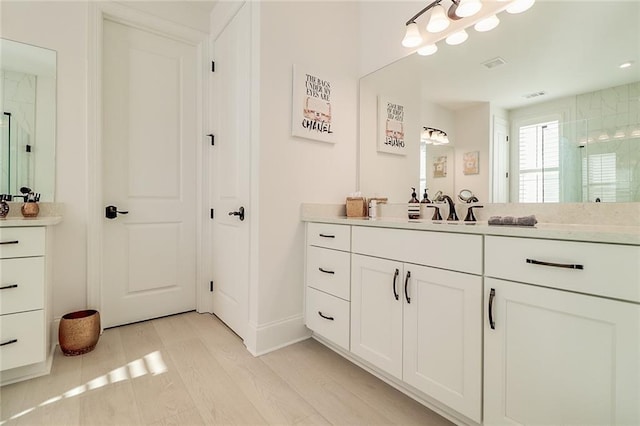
top-left (456, 0), bottom-right (482, 18)
top-left (446, 29), bottom-right (469, 46)
top-left (417, 44), bottom-right (438, 56)
top-left (426, 4), bottom-right (450, 33)
top-left (402, 22), bottom-right (423, 48)
top-left (474, 15), bottom-right (500, 32)
top-left (507, 0), bottom-right (535, 14)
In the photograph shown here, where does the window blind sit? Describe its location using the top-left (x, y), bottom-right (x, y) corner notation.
top-left (518, 120), bottom-right (560, 202)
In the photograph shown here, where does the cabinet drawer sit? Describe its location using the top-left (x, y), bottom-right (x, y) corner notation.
top-left (0, 257), bottom-right (45, 315)
top-left (306, 246), bottom-right (350, 300)
top-left (306, 287), bottom-right (350, 351)
top-left (307, 223), bottom-right (350, 252)
top-left (0, 227), bottom-right (45, 258)
top-left (485, 236), bottom-right (640, 302)
top-left (0, 310), bottom-right (45, 371)
top-left (352, 226), bottom-right (482, 275)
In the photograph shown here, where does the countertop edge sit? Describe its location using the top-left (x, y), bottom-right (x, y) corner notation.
top-left (0, 216), bottom-right (63, 227)
top-left (301, 215), bottom-right (640, 246)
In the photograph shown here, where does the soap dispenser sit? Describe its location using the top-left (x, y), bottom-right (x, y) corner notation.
top-left (408, 187), bottom-right (420, 219)
top-left (420, 189), bottom-right (431, 204)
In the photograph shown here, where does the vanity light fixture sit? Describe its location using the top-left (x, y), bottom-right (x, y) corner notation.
top-left (403, 0), bottom-right (535, 56)
top-left (422, 127), bottom-right (450, 145)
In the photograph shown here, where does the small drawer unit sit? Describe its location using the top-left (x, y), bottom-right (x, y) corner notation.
top-left (0, 226), bottom-right (48, 373)
top-left (306, 245), bottom-right (350, 300)
top-left (307, 222), bottom-right (351, 252)
top-left (305, 287), bottom-right (350, 351)
top-left (485, 236), bottom-right (640, 302)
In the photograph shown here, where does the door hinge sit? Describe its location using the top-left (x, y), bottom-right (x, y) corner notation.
top-left (207, 134), bottom-right (215, 146)
top-left (210, 208), bottom-right (215, 219)
top-left (210, 281), bottom-right (214, 292)
top-left (211, 61), bottom-right (215, 72)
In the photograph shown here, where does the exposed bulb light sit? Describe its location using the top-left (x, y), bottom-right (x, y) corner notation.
top-left (402, 22), bottom-right (423, 47)
top-left (455, 0), bottom-right (482, 18)
top-left (446, 29), bottom-right (469, 46)
top-left (474, 15), bottom-right (500, 32)
top-left (507, 0), bottom-right (535, 14)
top-left (417, 44), bottom-right (438, 56)
top-left (426, 4), bottom-right (450, 33)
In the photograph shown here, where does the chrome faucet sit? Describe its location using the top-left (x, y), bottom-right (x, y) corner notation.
top-left (433, 193), bottom-right (459, 221)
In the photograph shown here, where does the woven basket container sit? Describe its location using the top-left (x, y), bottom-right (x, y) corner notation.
top-left (59, 310), bottom-right (101, 356)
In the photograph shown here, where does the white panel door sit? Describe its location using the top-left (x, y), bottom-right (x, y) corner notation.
top-left (484, 278), bottom-right (640, 425)
top-left (101, 19), bottom-right (197, 327)
top-left (403, 265), bottom-right (482, 423)
top-left (350, 254), bottom-right (403, 379)
top-left (209, 3), bottom-right (251, 339)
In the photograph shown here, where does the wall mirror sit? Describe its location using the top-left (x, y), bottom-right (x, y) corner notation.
top-left (359, 1), bottom-right (640, 204)
top-left (1, 38), bottom-right (56, 202)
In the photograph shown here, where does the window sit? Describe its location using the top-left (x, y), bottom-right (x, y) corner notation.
top-left (582, 153), bottom-right (618, 202)
top-left (518, 120), bottom-right (559, 202)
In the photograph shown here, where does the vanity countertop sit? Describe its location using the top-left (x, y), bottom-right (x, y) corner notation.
top-left (0, 216), bottom-right (63, 227)
top-left (301, 214), bottom-right (640, 246)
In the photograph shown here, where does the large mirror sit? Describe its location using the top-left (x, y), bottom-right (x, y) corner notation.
top-left (1, 38), bottom-right (56, 202)
top-left (359, 1), bottom-right (640, 203)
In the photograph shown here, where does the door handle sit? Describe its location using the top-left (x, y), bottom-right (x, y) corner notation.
top-left (228, 206), bottom-right (245, 221)
top-left (488, 288), bottom-right (496, 330)
top-left (392, 268), bottom-right (400, 300)
top-left (404, 271), bottom-right (411, 304)
top-left (105, 205), bottom-right (129, 219)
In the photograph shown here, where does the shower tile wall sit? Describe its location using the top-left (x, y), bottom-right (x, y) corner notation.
top-left (576, 82), bottom-right (640, 202)
top-left (1, 70), bottom-right (37, 195)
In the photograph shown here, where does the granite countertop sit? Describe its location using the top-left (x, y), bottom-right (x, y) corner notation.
top-left (301, 214), bottom-right (640, 246)
top-left (0, 216), bottom-right (63, 227)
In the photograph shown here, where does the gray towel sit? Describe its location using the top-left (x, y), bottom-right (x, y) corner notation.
top-left (488, 215), bottom-right (537, 227)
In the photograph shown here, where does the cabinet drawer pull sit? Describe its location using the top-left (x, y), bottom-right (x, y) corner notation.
top-left (1, 339), bottom-right (18, 347)
top-left (318, 268), bottom-right (335, 275)
top-left (526, 258), bottom-right (584, 270)
top-left (404, 271), bottom-right (411, 304)
top-left (488, 288), bottom-right (496, 330)
top-left (318, 311), bottom-right (334, 321)
top-left (392, 268), bottom-right (400, 300)
top-left (0, 240), bottom-right (19, 245)
top-left (319, 234), bottom-right (335, 239)
top-left (0, 284), bottom-right (18, 290)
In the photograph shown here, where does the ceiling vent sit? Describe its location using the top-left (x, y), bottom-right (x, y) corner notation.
top-left (481, 57), bottom-right (506, 69)
top-left (523, 91), bottom-right (547, 99)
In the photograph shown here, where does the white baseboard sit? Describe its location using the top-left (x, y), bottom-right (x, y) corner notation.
top-left (245, 314), bottom-right (311, 356)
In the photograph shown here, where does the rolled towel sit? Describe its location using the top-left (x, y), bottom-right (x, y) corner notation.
top-left (488, 215), bottom-right (538, 227)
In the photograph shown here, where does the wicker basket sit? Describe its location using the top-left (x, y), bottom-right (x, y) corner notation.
top-left (59, 310), bottom-right (101, 356)
top-left (346, 197), bottom-right (367, 217)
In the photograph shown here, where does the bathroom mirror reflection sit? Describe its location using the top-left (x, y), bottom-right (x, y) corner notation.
top-left (1, 38), bottom-right (56, 202)
top-left (359, 1), bottom-right (640, 203)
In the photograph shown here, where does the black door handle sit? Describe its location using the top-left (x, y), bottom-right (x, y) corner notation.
top-left (105, 205), bottom-right (129, 219)
top-left (404, 271), bottom-right (411, 304)
top-left (228, 206), bottom-right (245, 221)
top-left (318, 311), bottom-right (334, 321)
top-left (488, 288), bottom-right (496, 330)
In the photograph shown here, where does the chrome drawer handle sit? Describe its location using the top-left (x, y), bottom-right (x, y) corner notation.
top-left (0, 284), bottom-right (18, 290)
top-left (1, 339), bottom-right (18, 347)
top-left (318, 311), bottom-right (334, 321)
top-left (0, 240), bottom-right (19, 245)
top-left (526, 258), bottom-right (584, 270)
top-left (318, 268), bottom-right (335, 275)
top-left (319, 234), bottom-right (335, 238)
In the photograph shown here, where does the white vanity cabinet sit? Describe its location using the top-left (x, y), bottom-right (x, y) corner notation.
top-left (0, 227), bottom-right (47, 372)
top-left (350, 226), bottom-right (483, 423)
top-left (304, 223), bottom-right (351, 351)
top-left (483, 236), bottom-right (640, 425)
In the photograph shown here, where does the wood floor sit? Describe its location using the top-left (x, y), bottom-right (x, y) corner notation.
top-left (0, 312), bottom-right (453, 425)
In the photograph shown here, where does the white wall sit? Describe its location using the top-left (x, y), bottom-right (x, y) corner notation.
top-left (255, 1), bottom-right (359, 345)
top-left (454, 103), bottom-right (491, 202)
top-left (1, 1), bottom-right (89, 319)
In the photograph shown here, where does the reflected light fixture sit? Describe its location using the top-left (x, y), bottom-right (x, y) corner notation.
top-left (506, 0), bottom-right (535, 14)
top-left (427, 4), bottom-right (450, 33)
top-left (417, 44), bottom-right (438, 56)
top-left (454, 0), bottom-right (482, 18)
top-left (446, 29), bottom-right (469, 45)
top-left (474, 14), bottom-right (500, 32)
top-left (402, 22), bottom-right (423, 47)
top-left (422, 127), bottom-right (450, 145)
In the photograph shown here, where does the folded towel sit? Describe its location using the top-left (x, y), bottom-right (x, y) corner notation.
top-left (488, 215), bottom-right (537, 227)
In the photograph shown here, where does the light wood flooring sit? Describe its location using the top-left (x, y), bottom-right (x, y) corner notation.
top-left (0, 312), bottom-right (453, 425)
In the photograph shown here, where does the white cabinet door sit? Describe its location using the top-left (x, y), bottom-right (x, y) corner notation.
top-left (484, 278), bottom-right (640, 425)
top-left (403, 265), bottom-right (482, 423)
top-left (351, 254), bottom-right (403, 379)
